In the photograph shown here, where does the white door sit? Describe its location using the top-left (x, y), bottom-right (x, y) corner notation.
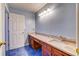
top-left (9, 13), bottom-right (25, 50)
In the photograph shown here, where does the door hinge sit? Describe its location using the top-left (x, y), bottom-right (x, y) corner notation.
top-left (8, 16), bottom-right (9, 19)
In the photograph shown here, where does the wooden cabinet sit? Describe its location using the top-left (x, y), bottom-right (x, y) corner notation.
top-left (51, 47), bottom-right (70, 56)
top-left (42, 43), bottom-right (51, 56)
top-left (28, 35), bottom-right (71, 56)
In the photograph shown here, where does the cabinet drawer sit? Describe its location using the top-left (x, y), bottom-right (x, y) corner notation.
top-left (39, 41), bottom-right (43, 45)
top-left (34, 39), bottom-right (40, 43)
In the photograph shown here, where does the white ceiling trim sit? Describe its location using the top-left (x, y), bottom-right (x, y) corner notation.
top-left (8, 3), bottom-right (47, 13)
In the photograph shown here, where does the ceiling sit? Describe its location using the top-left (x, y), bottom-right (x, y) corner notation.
top-left (8, 3), bottom-right (47, 13)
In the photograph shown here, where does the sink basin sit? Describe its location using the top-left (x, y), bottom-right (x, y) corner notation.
top-left (64, 46), bottom-right (73, 49)
top-left (49, 38), bottom-right (62, 42)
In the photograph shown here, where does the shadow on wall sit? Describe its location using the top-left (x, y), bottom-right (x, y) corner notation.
top-left (24, 35), bottom-right (29, 46)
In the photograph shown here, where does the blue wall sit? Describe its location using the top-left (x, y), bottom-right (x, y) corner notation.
top-left (35, 3), bottom-right (76, 40)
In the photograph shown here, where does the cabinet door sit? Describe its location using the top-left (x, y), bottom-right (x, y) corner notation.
top-left (42, 43), bottom-right (51, 56)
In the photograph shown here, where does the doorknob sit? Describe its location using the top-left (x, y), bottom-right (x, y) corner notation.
top-left (0, 40), bottom-right (6, 47)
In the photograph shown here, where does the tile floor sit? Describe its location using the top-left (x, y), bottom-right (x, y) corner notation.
top-left (6, 45), bottom-right (42, 56)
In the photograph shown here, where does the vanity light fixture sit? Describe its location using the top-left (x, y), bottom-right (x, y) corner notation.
top-left (38, 8), bottom-right (53, 17)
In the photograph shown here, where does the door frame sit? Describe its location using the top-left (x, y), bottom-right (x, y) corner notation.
top-left (5, 7), bottom-right (10, 52)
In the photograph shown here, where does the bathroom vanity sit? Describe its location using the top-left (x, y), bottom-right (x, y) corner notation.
top-left (28, 33), bottom-right (76, 56)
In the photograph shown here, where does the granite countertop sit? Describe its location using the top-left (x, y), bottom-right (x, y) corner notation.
top-left (29, 33), bottom-right (76, 56)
